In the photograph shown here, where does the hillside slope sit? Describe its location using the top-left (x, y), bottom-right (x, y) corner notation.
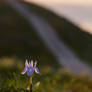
top-left (23, 2), bottom-right (92, 64)
top-left (0, 1), bottom-right (92, 65)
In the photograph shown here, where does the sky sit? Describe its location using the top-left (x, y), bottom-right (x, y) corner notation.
top-left (25, 0), bottom-right (92, 34)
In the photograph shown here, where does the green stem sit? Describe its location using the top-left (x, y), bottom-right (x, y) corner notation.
top-left (30, 77), bottom-right (32, 92)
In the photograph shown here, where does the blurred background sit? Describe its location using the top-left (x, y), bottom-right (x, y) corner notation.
top-left (0, 0), bottom-right (92, 91)
top-left (27, 0), bottom-right (92, 33)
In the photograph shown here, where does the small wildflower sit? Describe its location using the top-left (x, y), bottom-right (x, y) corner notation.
top-left (21, 60), bottom-right (40, 76)
top-left (21, 59), bottom-right (40, 92)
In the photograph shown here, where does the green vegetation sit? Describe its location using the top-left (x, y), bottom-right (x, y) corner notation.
top-left (0, 67), bottom-right (92, 92)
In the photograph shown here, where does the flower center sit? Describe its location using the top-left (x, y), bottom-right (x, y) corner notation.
top-left (29, 68), bottom-right (32, 72)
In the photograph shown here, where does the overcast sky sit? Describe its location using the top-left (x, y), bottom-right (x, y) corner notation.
top-left (25, 0), bottom-right (92, 34)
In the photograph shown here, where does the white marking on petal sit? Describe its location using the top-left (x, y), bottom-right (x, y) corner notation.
top-left (35, 67), bottom-right (40, 74)
top-left (21, 67), bottom-right (27, 74)
top-left (34, 61), bottom-right (37, 67)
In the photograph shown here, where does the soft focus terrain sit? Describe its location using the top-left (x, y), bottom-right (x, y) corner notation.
top-left (0, 1), bottom-right (92, 64)
top-left (0, 1), bottom-right (92, 92)
top-left (1, 66), bottom-right (92, 92)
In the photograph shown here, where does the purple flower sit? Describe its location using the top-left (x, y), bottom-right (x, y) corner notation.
top-left (21, 60), bottom-right (40, 76)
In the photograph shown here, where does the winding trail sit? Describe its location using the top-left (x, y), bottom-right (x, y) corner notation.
top-left (7, 0), bottom-right (92, 76)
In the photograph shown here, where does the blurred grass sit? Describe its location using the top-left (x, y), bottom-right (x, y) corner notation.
top-left (0, 67), bottom-right (92, 92)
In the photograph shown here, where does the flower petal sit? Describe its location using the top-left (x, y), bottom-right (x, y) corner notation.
top-left (21, 67), bottom-right (27, 74)
top-left (25, 59), bottom-right (29, 67)
top-left (34, 61), bottom-right (37, 67)
top-left (29, 60), bottom-right (33, 68)
top-left (35, 67), bottom-right (40, 74)
top-left (27, 68), bottom-right (34, 76)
